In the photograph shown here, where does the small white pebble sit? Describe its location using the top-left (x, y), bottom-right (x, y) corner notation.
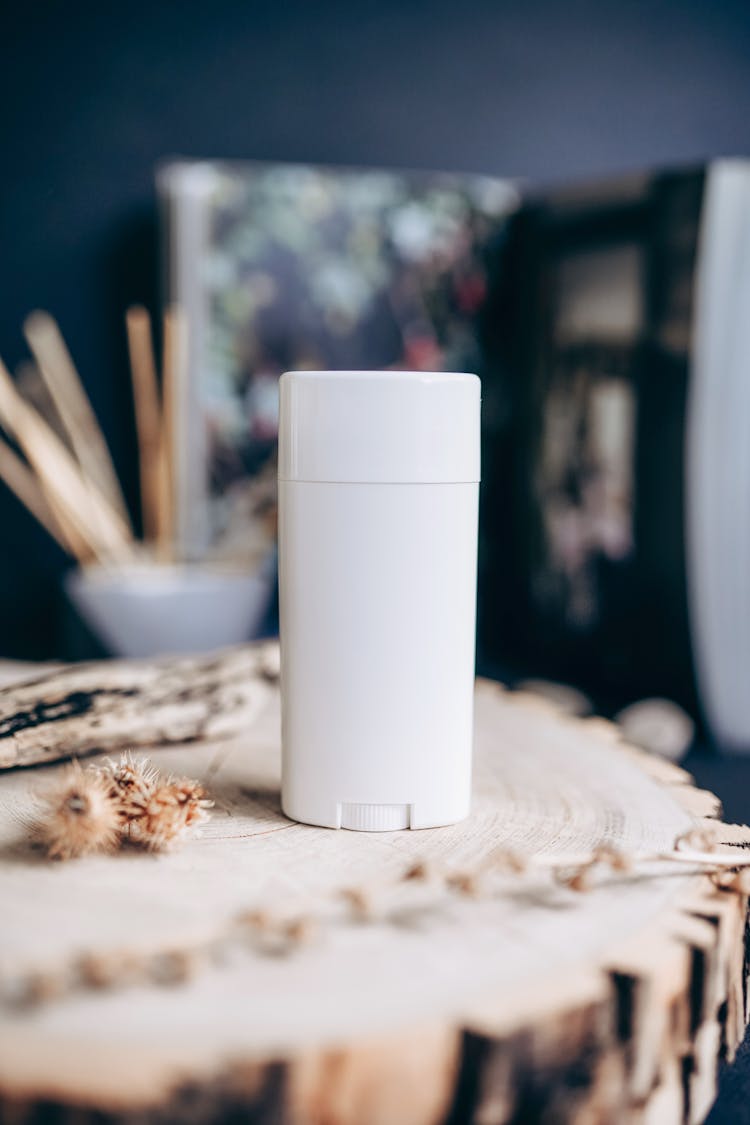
top-left (615, 698), bottom-right (694, 761)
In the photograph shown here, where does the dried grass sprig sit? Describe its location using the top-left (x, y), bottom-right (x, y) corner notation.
top-left (7, 824), bottom-right (750, 1015)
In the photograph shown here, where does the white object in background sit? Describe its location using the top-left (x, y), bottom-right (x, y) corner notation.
top-left (688, 161), bottom-right (750, 751)
top-left (614, 698), bottom-right (695, 762)
top-left (278, 370), bottom-right (480, 831)
top-left (65, 560), bottom-right (273, 658)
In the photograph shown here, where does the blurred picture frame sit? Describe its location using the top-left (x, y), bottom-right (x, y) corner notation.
top-left (158, 159), bottom-right (518, 558)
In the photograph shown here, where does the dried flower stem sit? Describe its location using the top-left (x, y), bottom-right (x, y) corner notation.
top-left (5, 826), bottom-right (750, 1016)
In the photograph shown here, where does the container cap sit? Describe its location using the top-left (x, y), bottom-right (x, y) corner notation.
top-left (278, 370), bottom-right (481, 484)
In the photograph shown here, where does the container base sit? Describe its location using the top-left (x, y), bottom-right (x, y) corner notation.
top-left (339, 803), bottom-right (411, 831)
top-left (281, 796), bottom-right (470, 831)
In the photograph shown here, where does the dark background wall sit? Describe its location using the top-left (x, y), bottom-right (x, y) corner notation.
top-left (1, 0), bottom-right (750, 656)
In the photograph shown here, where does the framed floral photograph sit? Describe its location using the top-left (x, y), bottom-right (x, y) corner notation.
top-left (159, 160), bottom-right (517, 558)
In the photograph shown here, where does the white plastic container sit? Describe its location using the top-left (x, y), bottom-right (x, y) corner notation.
top-left (278, 370), bottom-right (480, 831)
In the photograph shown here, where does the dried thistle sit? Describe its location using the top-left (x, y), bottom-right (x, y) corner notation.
top-left (97, 753), bottom-right (160, 828)
top-left (171, 778), bottom-right (214, 828)
top-left (37, 762), bottom-right (122, 860)
top-left (37, 754), bottom-right (213, 860)
top-left (130, 777), bottom-right (213, 852)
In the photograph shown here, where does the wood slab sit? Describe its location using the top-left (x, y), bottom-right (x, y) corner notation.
top-left (0, 655), bottom-right (747, 1124)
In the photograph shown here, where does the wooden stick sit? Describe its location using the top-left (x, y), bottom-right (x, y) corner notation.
top-left (126, 306), bottom-right (164, 542)
top-left (0, 358), bottom-right (134, 563)
top-left (14, 360), bottom-right (70, 447)
top-left (158, 306), bottom-right (186, 562)
top-left (0, 642), bottom-right (276, 769)
top-left (15, 356), bottom-right (113, 559)
top-left (23, 311), bottom-right (133, 536)
top-left (13, 363), bottom-right (93, 559)
top-left (0, 436), bottom-right (85, 559)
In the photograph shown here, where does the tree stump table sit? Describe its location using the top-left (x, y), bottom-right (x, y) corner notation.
top-left (0, 646), bottom-right (747, 1124)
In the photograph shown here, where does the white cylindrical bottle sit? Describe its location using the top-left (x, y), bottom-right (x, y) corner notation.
top-left (278, 370), bottom-right (480, 831)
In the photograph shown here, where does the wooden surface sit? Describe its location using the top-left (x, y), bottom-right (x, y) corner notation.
top-left (0, 652), bottom-right (747, 1124)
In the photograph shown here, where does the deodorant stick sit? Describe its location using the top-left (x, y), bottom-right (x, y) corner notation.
top-left (278, 370), bottom-right (480, 831)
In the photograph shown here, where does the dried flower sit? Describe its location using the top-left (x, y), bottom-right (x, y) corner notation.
top-left (489, 848), bottom-right (529, 875)
top-left (591, 845), bottom-right (631, 873)
top-left (562, 868), bottom-right (592, 893)
top-left (340, 886), bottom-right (374, 921)
top-left (675, 826), bottom-right (721, 854)
top-left (77, 951), bottom-right (123, 990)
top-left (22, 970), bottom-right (67, 1007)
top-left (234, 908), bottom-right (274, 934)
top-left (148, 949), bottom-right (198, 986)
top-left (446, 870), bottom-right (483, 898)
top-left (711, 868), bottom-right (750, 894)
top-left (37, 762), bottom-right (121, 860)
top-left (97, 753), bottom-right (160, 828)
top-left (170, 778), bottom-right (214, 828)
top-left (36, 755), bottom-right (212, 861)
top-left (130, 777), bottom-right (213, 852)
top-left (402, 860), bottom-right (434, 882)
top-left (284, 916), bottom-right (318, 947)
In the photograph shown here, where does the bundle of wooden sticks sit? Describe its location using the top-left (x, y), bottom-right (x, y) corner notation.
top-left (0, 307), bottom-right (183, 565)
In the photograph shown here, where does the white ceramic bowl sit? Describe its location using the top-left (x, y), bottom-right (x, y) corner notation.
top-left (64, 559), bottom-right (275, 658)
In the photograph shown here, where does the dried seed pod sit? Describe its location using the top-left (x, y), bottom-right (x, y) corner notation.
top-left (284, 916), bottom-right (318, 947)
top-left (731, 869), bottom-right (750, 894)
top-left (77, 952), bottom-right (117, 990)
top-left (553, 864), bottom-right (593, 893)
top-left (674, 826), bottom-right (721, 854)
top-left (711, 868), bottom-right (750, 894)
top-left (340, 886), bottom-right (374, 921)
top-left (0, 973), bottom-right (33, 1011)
top-left (76, 949), bottom-right (145, 990)
top-left (234, 909), bottom-right (274, 934)
top-left (562, 867), bottom-right (592, 893)
top-left (37, 762), bottom-right (121, 860)
top-left (402, 860), bottom-right (434, 882)
top-left (97, 752), bottom-right (160, 826)
top-left (148, 949), bottom-right (197, 986)
top-left (23, 970), bottom-right (67, 1006)
top-left (591, 845), bottom-right (632, 873)
top-left (489, 848), bottom-right (529, 875)
top-left (168, 777), bottom-right (214, 828)
top-left (130, 777), bottom-right (212, 852)
top-left (446, 871), bottom-right (483, 898)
